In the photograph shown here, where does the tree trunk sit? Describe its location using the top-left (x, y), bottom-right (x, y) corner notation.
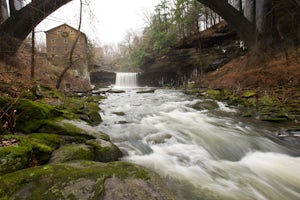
top-left (56, 0), bottom-right (83, 90)
top-left (31, 29), bottom-right (35, 80)
top-left (1, 0), bottom-right (9, 22)
top-left (197, 0), bottom-right (256, 46)
top-left (255, 0), bottom-right (275, 51)
top-left (14, 0), bottom-right (22, 10)
top-left (231, 0), bottom-right (242, 12)
top-left (255, 0), bottom-right (271, 34)
top-left (244, 0), bottom-right (255, 22)
top-left (9, 0), bottom-right (16, 16)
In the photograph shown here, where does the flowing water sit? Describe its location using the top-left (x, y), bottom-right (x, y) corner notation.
top-left (98, 89), bottom-right (300, 200)
top-left (115, 72), bottom-right (138, 88)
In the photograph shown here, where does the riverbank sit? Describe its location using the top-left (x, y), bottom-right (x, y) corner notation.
top-left (190, 47), bottom-right (300, 131)
top-left (0, 86), bottom-right (175, 199)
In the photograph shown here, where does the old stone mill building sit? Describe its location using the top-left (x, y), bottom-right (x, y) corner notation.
top-left (45, 24), bottom-right (90, 87)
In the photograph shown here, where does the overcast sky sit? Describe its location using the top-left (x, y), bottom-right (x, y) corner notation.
top-left (36, 0), bottom-right (161, 46)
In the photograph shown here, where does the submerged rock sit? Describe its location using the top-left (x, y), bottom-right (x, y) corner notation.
top-left (0, 161), bottom-right (175, 200)
top-left (108, 90), bottom-right (126, 93)
top-left (136, 89), bottom-right (156, 94)
top-left (112, 112), bottom-right (126, 116)
top-left (191, 100), bottom-right (219, 111)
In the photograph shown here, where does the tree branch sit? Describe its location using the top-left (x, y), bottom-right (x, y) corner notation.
top-left (197, 0), bottom-right (257, 45)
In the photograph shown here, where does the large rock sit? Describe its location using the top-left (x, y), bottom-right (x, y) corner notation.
top-left (86, 138), bottom-right (123, 162)
top-left (0, 161), bottom-right (175, 200)
top-left (28, 133), bottom-right (61, 164)
top-left (39, 119), bottom-right (109, 142)
top-left (0, 135), bottom-right (32, 175)
top-left (49, 144), bottom-right (94, 164)
top-left (191, 100), bottom-right (219, 111)
top-left (0, 134), bottom-right (62, 175)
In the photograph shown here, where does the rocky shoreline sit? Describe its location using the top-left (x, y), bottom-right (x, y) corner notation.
top-left (184, 86), bottom-right (300, 146)
top-left (0, 86), bottom-right (175, 200)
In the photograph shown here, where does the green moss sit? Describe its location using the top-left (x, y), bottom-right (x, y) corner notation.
top-left (28, 133), bottom-right (61, 150)
top-left (98, 132), bottom-right (111, 142)
top-left (19, 120), bottom-right (48, 134)
top-left (242, 90), bottom-right (256, 98)
top-left (0, 161), bottom-right (158, 199)
top-left (38, 120), bottom-right (95, 140)
top-left (184, 89), bottom-right (199, 96)
top-left (86, 139), bottom-right (122, 162)
top-left (7, 98), bottom-right (63, 133)
top-left (49, 144), bottom-right (94, 164)
top-left (85, 95), bottom-right (106, 103)
top-left (21, 90), bottom-right (37, 100)
top-left (206, 89), bottom-right (227, 100)
top-left (27, 134), bottom-right (61, 163)
top-left (258, 95), bottom-right (281, 107)
top-left (206, 89), bottom-right (221, 97)
top-left (84, 102), bottom-right (102, 125)
top-left (0, 135), bottom-right (33, 175)
top-left (60, 96), bottom-right (102, 126)
top-left (191, 101), bottom-right (219, 111)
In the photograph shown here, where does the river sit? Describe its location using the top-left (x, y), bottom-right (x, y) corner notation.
top-left (97, 88), bottom-right (300, 200)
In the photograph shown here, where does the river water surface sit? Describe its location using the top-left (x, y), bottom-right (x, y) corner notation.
top-left (98, 89), bottom-right (300, 200)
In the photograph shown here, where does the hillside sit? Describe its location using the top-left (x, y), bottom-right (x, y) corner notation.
top-left (0, 44), bottom-right (90, 96)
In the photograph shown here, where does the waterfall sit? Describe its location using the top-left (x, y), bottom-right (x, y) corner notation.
top-left (115, 72), bottom-right (138, 88)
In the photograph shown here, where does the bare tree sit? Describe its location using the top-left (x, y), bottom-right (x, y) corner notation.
top-left (56, 0), bottom-right (83, 89)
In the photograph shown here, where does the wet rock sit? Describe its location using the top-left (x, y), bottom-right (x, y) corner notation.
top-left (136, 89), bottom-right (156, 94)
top-left (112, 112), bottom-right (126, 116)
top-left (86, 138), bottom-right (123, 162)
top-left (103, 177), bottom-right (171, 200)
top-left (49, 144), bottom-right (94, 164)
top-left (191, 100), bottom-right (219, 111)
top-left (0, 161), bottom-right (175, 200)
top-left (38, 119), bottom-right (109, 141)
top-left (117, 121), bottom-right (128, 124)
top-left (108, 90), bottom-right (126, 93)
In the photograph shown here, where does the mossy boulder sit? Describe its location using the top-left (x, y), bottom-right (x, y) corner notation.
top-left (38, 119), bottom-right (110, 142)
top-left (184, 89), bottom-right (200, 96)
top-left (206, 89), bottom-right (232, 100)
top-left (0, 161), bottom-right (175, 200)
top-left (0, 135), bottom-right (32, 175)
top-left (28, 133), bottom-right (61, 163)
top-left (242, 90), bottom-right (256, 98)
top-left (258, 95), bottom-right (281, 107)
top-left (191, 100), bottom-right (219, 111)
top-left (86, 139), bottom-right (123, 162)
top-left (84, 102), bottom-right (102, 126)
top-left (14, 99), bottom-right (62, 133)
top-left (61, 96), bottom-right (102, 126)
top-left (38, 120), bottom-right (93, 140)
top-left (49, 144), bottom-right (94, 164)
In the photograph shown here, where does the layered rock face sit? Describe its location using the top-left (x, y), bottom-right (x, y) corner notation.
top-left (139, 22), bottom-right (244, 87)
